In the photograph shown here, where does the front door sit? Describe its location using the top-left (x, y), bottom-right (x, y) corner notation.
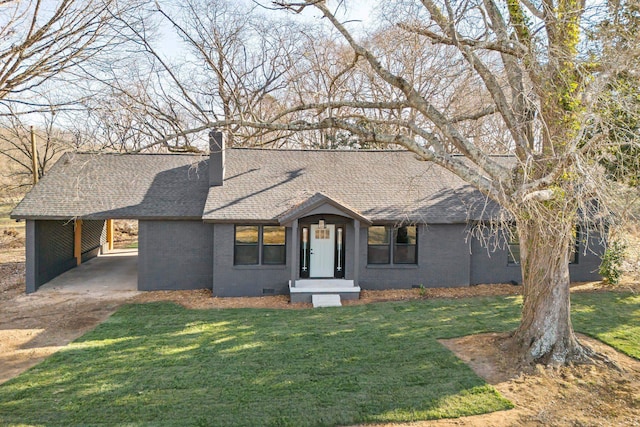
top-left (309, 224), bottom-right (335, 277)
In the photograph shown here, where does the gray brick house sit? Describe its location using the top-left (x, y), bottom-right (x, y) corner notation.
top-left (11, 132), bottom-right (603, 299)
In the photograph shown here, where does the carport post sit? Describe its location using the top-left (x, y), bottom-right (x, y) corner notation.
top-left (106, 219), bottom-right (114, 251)
top-left (25, 220), bottom-right (37, 293)
top-left (74, 219), bottom-right (83, 266)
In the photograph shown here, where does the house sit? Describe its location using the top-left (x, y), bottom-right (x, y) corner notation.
top-left (11, 131), bottom-right (603, 300)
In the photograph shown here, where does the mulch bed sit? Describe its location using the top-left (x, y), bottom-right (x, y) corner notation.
top-left (130, 281), bottom-right (639, 310)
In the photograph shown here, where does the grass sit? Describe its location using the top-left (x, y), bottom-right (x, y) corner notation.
top-left (572, 292), bottom-right (640, 359)
top-left (125, 240), bottom-right (139, 249)
top-left (0, 292), bottom-right (637, 426)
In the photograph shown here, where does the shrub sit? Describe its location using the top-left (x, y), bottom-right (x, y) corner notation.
top-left (599, 240), bottom-right (626, 284)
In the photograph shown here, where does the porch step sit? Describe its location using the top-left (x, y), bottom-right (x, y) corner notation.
top-left (289, 279), bottom-right (360, 303)
top-left (312, 294), bottom-right (342, 308)
top-left (293, 279), bottom-right (356, 290)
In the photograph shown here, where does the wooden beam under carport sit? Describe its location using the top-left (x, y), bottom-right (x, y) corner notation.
top-left (106, 219), bottom-right (114, 251)
top-left (74, 219), bottom-right (83, 266)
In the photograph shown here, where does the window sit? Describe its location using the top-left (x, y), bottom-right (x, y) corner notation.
top-left (262, 226), bottom-right (286, 265)
top-left (507, 229), bottom-right (520, 265)
top-left (367, 225), bottom-right (417, 265)
top-left (394, 226), bottom-right (417, 264)
top-left (569, 228), bottom-right (580, 264)
top-left (507, 226), bottom-right (578, 265)
top-left (235, 226), bottom-right (259, 265)
top-left (367, 226), bottom-right (390, 264)
top-left (234, 225), bottom-right (286, 265)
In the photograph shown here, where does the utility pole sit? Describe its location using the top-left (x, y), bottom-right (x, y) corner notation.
top-left (30, 126), bottom-right (38, 185)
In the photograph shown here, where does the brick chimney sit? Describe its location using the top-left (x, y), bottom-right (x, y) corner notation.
top-left (209, 130), bottom-right (225, 186)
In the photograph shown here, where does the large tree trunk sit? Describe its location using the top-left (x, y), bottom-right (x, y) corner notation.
top-left (510, 209), bottom-right (591, 365)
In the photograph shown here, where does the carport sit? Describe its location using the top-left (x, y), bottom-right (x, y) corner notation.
top-left (38, 249), bottom-right (138, 294)
top-left (21, 218), bottom-right (122, 293)
top-left (10, 152), bottom-right (211, 294)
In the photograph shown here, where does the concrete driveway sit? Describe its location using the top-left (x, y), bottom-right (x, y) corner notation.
top-left (39, 249), bottom-right (139, 296)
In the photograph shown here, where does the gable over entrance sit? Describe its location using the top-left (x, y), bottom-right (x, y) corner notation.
top-left (277, 192), bottom-right (372, 227)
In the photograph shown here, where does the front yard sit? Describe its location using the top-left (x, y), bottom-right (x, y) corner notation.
top-left (0, 292), bottom-right (638, 426)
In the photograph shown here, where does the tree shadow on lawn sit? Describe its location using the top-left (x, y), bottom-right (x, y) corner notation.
top-left (0, 298), bottom-right (523, 427)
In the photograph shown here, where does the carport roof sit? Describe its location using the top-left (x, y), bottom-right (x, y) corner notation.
top-left (11, 152), bottom-right (210, 220)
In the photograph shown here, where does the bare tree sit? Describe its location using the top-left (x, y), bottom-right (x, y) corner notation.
top-left (0, 109), bottom-right (72, 186)
top-left (0, 0), bottom-right (131, 107)
top-left (0, 0), bottom-right (154, 194)
top-left (92, 0), bottom-right (309, 151)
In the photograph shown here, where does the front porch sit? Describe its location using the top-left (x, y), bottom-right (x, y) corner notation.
top-left (289, 279), bottom-right (361, 303)
top-left (279, 192), bottom-right (372, 304)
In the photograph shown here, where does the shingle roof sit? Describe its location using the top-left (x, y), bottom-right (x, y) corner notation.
top-left (11, 149), bottom-right (504, 223)
top-left (203, 149), bottom-right (501, 223)
top-left (11, 152), bottom-right (209, 220)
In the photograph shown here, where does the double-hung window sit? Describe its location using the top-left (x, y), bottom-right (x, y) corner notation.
top-left (234, 225), bottom-right (286, 265)
top-left (394, 226), bottom-right (417, 264)
top-left (262, 226), bottom-right (286, 265)
top-left (367, 225), bottom-right (417, 265)
top-left (367, 226), bottom-right (391, 264)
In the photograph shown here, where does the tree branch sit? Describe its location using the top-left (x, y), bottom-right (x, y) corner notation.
top-left (310, 0), bottom-right (511, 184)
top-left (398, 22), bottom-right (527, 57)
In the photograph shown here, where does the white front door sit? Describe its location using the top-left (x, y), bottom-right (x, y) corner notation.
top-left (310, 224), bottom-right (335, 277)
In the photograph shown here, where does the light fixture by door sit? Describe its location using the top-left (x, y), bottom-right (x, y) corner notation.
top-left (318, 219), bottom-right (325, 229)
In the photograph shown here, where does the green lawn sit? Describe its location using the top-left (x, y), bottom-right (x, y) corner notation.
top-left (0, 292), bottom-right (637, 427)
top-left (125, 240), bottom-right (139, 249)
top-left (571, 292), bottom-right (640, 359)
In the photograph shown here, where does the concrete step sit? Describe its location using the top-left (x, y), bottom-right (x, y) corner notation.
top-left (312, 294), bottom-right (342, 308)
top-left (289, 280), bottom-right (360, 303)
top-left (294, 279), bottom-right (355, 289)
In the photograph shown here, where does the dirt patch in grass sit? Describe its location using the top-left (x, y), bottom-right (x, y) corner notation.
top-left (0, 292), bottom-right (133, 385)
top-left (0, 229), bottom-right (25, 302)
top-left (429, 333), bottom-right (640, 427)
